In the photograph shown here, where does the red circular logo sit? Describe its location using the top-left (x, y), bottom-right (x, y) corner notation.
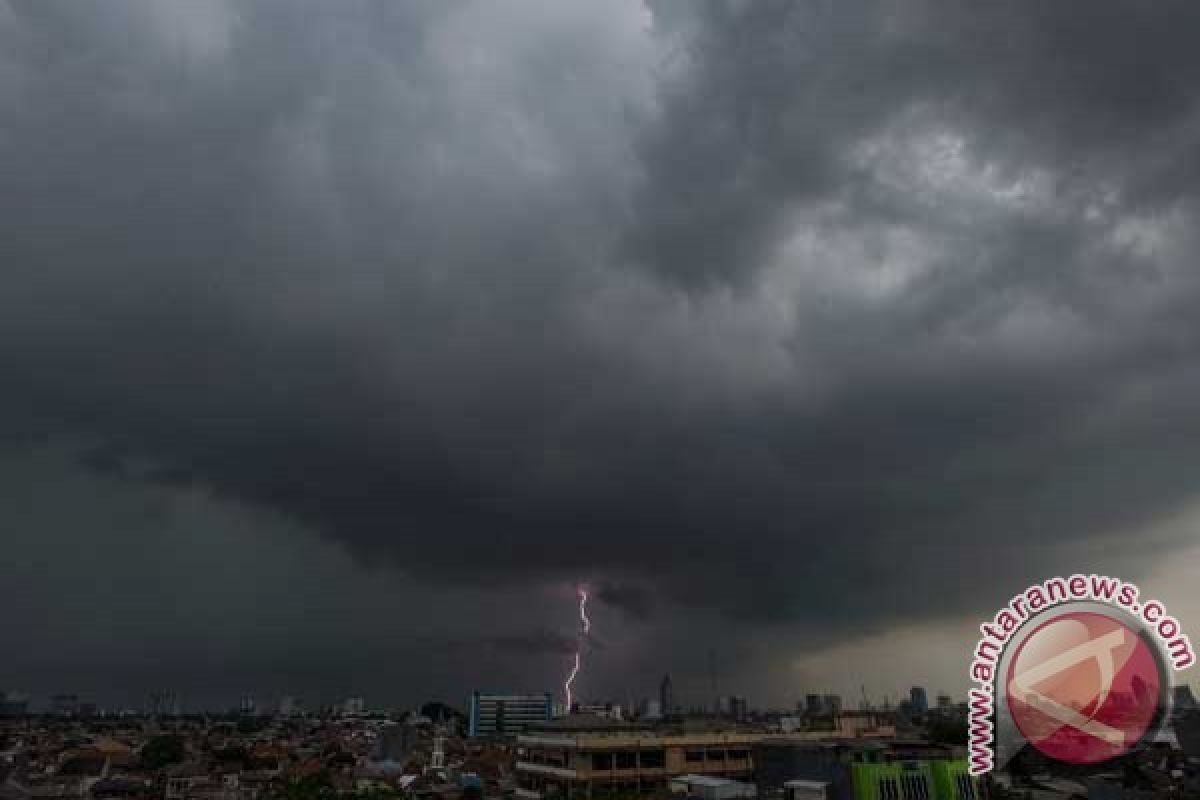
top-left (1006, 611), bottom-right (1164, 764)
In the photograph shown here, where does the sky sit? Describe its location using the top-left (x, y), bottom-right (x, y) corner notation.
top-left (2, 0), bottom-right (1200, 712)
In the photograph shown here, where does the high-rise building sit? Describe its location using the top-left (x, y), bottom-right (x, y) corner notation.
top-left (909, 687), bottom-right (928, 715)
top-left (239, 695), bottom-right (257, 715)
top-left (469, 691), bottom-right (553, 738)
top-left (660, 675), bottom-right (674, 717)
top-left (822, 694), bottom-right (842, 716)
top-left (804, 694), bottom-right (823, 716)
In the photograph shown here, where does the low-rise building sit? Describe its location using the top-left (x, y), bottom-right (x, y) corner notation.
top-left (516, 717), bottom-right (760, 799)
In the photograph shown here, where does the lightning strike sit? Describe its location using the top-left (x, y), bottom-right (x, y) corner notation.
top-left (564, 585), bottom-right (590, 711)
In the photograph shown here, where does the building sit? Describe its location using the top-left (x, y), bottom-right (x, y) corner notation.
top-left (660, 676), bottom-right (674, 718)
top-left (578, 703), bottom-right (624, 721)
top-left (469, 692), bottom-right (553, 738)
top-left (804, 695), bottom-right (823, 716)
top-left (821, 696), bottom-right (842, 717)
top-left (515, 717), bottom-right (759, 799)
top-left (669, 775), bottom-right (757, 800)
top-left (51, 694), bottom-right (80, 717)
top-left (783, 780), bottom-right (830, 800)
top-left (149, 691), bottom-right (180, 717)
top-left (908, 688), bottom-right (928, 716)
top-left (375, 721), bottom-right (420, 763)
top-left (719, 696), bottom-right (748, 722)
top-left (756, 740), bottom-right (977, 800)
top-left (1172, 684), bottom-right (1197, 712)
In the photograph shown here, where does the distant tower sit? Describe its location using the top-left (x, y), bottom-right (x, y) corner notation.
top-left (660, 674), bottom-right (674, 716)
top-left (910, 687), bottom-right (929, 715)
top-left (431, 727), bottom-right (446, 771)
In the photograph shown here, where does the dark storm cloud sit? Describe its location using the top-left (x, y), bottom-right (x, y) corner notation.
top-left (594, 581), bottom-right (655, 622)
top-left (4, 0), bottom-right (1200, 699)
top-left (488, 630), bottom-right (578, 657)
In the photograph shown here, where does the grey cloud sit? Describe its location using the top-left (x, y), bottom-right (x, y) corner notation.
top-left (2, 0), bottom-right (1200, 704)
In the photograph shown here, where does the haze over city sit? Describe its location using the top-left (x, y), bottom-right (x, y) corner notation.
top-left (3, 0), bottom-right (1200, 714)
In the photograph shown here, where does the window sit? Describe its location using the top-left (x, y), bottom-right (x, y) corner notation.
top-left (707, 749), bottom-right (725, 761)
top-left (685, 750), bottom-right (704, 763)
top-left (725, 749), bottom-right (748, 761)
top-left (615, 752), bottom-right (637, 770)
top-left (638, 750), bottom-right (665, 769)
top-left (592, 753), bottom-right (613, 771)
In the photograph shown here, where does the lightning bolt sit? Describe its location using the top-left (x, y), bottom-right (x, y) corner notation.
top-left (564, 585), bottom-right (590, 711)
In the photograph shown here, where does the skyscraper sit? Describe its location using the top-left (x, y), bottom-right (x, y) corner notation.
top-left (660, 674), bottom-right (674, 717)
top-left (910, 687), bottom-right (928, 715)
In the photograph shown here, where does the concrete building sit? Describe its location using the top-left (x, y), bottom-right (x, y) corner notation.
top-left (515, 717), bottom-right (759, 799)
top-left (469, 692), bottom-right (553, 738)
top-left (660, 676), bottom-right (674, 718)
top-left (669, 775), bottom-right (756, 800)
top-left (908, 688), bottom-right (928, 716)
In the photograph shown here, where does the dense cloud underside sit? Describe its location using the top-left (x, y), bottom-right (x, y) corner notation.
top-left (4, 0), bottom-right (1200, 703)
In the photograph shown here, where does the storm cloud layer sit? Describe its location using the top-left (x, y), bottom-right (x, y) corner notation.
top-left (3, 0), bottom-right (1200, 706)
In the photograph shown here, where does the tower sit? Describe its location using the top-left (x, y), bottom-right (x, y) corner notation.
top-left (660, 674), bottom-right (674, 716)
